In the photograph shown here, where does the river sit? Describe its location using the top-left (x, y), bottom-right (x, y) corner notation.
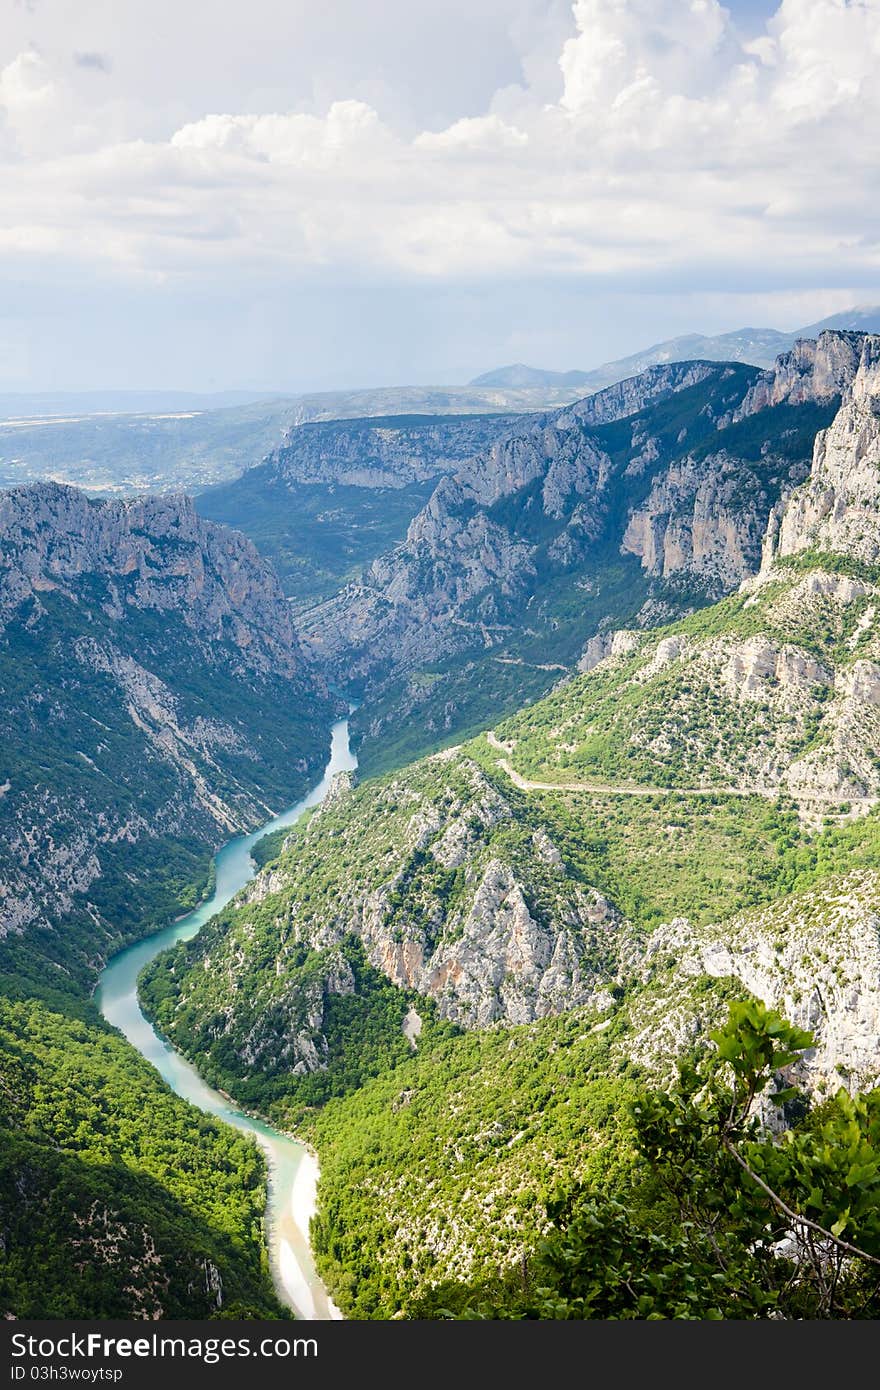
top-left (95, 718), bottom-right (357, 1321)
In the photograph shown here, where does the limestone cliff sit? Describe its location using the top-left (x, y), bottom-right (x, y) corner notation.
top-left (0, 482), bottom-right (333, 982)
top-left (267, 412), bottom-right (526, 489)
top-left (762, 334), bottom-right (880, 567)
top-left (301, 345), bottom-right (850, 737)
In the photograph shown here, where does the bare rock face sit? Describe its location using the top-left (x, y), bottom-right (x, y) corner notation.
top-left (763, 335), bottom-right (880, 566)
top-left (374, 857), bottom-right (620, 1029)
top-left (578, 628), bottom-right (642, 673)
top-left (639, 872), bottom-right (880, 1092)
top-left (620, 451), bottom-right (804, 595)
top-left (736, 331), bottom-right (866, 418)
top-left (0, 482), bottom-right (307, 679)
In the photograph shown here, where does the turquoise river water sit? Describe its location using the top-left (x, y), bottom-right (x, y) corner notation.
top-left (95, 718), bottom-right (357, 1320)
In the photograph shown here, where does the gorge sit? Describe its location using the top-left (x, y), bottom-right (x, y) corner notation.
top-left (4, 329), bottom-right (880, 1320)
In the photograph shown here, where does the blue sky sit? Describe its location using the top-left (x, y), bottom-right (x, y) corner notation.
top-left (1, 1), bottom-right (878, 391)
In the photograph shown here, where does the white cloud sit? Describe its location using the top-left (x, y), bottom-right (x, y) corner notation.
top-left (1, 1), bottom-right (879, 387)
top-left (415, 114), bottom-right (528, 153)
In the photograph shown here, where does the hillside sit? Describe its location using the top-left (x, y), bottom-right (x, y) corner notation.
top-left (140, 333), bottom-right (880, 1315)
top-left (0, 483), bottom-right (334, 1318)
top-left (198, 413), bottom-right (527, 605)
top-left (302, 335), bottom-right (859, 774)
top-left (0, 390), bottom-right (583, 499)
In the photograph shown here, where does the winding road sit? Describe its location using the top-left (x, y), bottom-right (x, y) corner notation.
top-left (485, 732), bottom-right (877, 809)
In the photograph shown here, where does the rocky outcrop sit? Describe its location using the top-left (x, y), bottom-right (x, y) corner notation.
top-left (578, 628), bottom-right (642, 673)
top-left (160, 751), bottom-right (625, 1067)
top-left (367, 856), bottom-right (620, 1030)
top-left (0, 482), bottom-right (332, 978)
top-left (637, 871), bottom-right (880, 1092)
top-left (0, 482), bottom-right (307, 679)
top-left (267, 413), bottom-right (527, 489)
top-left (762, 335), bottom-right (880, 566)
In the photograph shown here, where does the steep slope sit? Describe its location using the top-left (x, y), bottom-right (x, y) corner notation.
top-left (142, 340), bottom-right (880, 1314)
top-left (198, 412), bottom-right (526, 604)
top-left (0, 482), bottom-right (334, 987)
top-left (0, 482), bottom-right (334, 1318)
top-left (303, 338), bottom-right (853, 773)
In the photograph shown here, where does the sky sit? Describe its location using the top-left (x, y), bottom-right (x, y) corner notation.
top-left (1, 0), bottom-right (878, 392)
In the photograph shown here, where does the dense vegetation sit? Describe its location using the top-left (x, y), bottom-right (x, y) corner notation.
top-left (0, 995), bottom-right (285, 1318)
top-left (0, 538), bottom-right (332, 1317)
top-left (412, 1004), bottom-right (880, 1319)
top-left (350, 379), bottom-right (839, 777)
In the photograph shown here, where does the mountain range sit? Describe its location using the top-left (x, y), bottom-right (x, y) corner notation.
top-left (299, 334), bottom-right (855, 774)
top-left (470, 305), bottom-right (880, 390)
top-left (4, 306), bottom-right (879, 501)
top-left (4, 325), bottom-right (880, 1320)
top-left (140, 327), bottom-right (880, 1317)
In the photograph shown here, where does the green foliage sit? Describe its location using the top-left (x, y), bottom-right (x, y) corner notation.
top-left (200, 474), bottom-right (438, 607)
top-left (415, 1003), bottom-right (880, 1319)
top-left (250, 827), bottom-right (289, 870)
top-left (0, 997), bottom-right (284, 1318)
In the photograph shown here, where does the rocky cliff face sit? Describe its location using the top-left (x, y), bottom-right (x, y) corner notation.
top-left (620, 450), bottom-right (808, 596)
top-left (268, 413), bottom-right (527, 489)
top-left (761, 334), bottom-right (880, 567)
top-left (0, 482), bottom-right (333, 982)
top-left (0, 483), bottom-right (304, 679)
top-left (301, 345), bottom-right (848, 733)
top-left (735, 330), bottom-right (867, 418)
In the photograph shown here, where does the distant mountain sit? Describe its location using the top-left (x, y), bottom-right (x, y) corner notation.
top-left (470, 307), bottom-right (880, 397)
top-left (471, 329), bottom-right (793, 394)
top-left (470, 364), bottom-right (595, 388)
top-left (798, 305), bottom-right (880, 336)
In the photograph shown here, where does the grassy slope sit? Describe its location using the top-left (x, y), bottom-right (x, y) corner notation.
top-left (497, 558), bottom-right (880, 792)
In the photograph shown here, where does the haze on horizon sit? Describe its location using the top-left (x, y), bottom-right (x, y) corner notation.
top-left (1, 0), bottom-right (878, 394)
